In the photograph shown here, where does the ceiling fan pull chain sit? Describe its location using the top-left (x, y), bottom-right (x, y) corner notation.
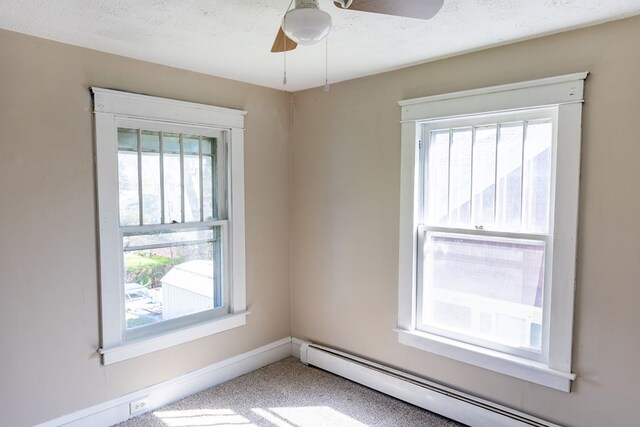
top-left (324, 35), bottom-right (329, 92)
top-left (283, 55), bottom-right (287, 85)
top-left (283, 16), bottom-right (288, 85)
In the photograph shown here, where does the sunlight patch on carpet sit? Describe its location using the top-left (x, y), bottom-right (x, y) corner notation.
top-left (256, 406), bottom-right (368, 427)
top-left (153, 408), bottom-right (252, 426)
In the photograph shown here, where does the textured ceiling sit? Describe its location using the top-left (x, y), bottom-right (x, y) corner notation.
top-left (0, 0), bottom-right (639, 91)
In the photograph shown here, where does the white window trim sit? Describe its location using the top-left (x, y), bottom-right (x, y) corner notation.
top-left (397, 73), bottom-right (587, 391)
top-left (92, 88), bottom-right (248, 365)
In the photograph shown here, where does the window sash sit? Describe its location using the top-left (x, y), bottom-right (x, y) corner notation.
top-left (116, 122), bottom-right (230, 340)
top-left (122, 222), bottom-right (230, 342)
top-left (116, 125), bottom-right (224, 227)
top-left (419, 108), bottom-right (555, 235)
top-left (417, 109), bottom-right (556, 362)
top-left (416, 225), bottom-right (552, 362)
top-left (121, 221), bottom-right (228, 322)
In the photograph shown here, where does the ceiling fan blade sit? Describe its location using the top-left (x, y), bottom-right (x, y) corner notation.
top-left (271, 27), bottom-right (298, 53)
top-left (334, 0), bottom-right (444, 20)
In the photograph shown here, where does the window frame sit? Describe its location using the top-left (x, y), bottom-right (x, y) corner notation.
top-left (92, 88), bottom-right (247, 365)
top-left (396, 73), bottom-right (587, 391)
top-left (416, 108), bottom-right (557, 363)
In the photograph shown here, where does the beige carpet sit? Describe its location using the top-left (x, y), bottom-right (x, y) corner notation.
top-left (117, 357), bottom-right (464, 427)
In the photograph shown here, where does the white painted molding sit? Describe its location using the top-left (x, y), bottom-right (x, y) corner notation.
top-left (37, 337), bottom-right (564, 427)
top-left (396, 329), bottom-right (574, 392)
top-left (36, 337), bottom-right (293, 427)
top-left (397, 121), bottom-right (420, 332)
top-left (229, 127), bottom-right (247, 314)
top-left (100, 312), bottom-right (249, 365)
top-left (299, 340), bottom-right (561, 427)
top-left (399, 72), bottom-right (588, 106)
top-left (91, 87), bottom-right (247, 129)
top-left (547, 102), bottom-right (582, 374)
top-left (399, 72), bottom-right (588, 122)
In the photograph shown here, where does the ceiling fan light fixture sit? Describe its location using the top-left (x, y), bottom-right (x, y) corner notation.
top-left (283, 0), bottom-right (332, 46)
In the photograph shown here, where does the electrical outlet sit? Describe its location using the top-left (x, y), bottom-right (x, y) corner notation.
top-left (129, 397), bottom-right (150, 415)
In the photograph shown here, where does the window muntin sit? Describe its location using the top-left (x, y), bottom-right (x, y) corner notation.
top-left (417, 110), bottom-right (555, 361)
top-left (116, 125), bottom-right (228, 340)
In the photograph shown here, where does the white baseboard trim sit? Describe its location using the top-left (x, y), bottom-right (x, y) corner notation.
top-left (36, 337), bottom-right (294, 427)
top-left (297, 340), bottom-right (561, 427)
top-left (37, 336), bottom-right (560, 427)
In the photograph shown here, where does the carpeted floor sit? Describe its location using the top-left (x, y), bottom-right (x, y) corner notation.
top-left (117, 357), bottom-right (464, 427)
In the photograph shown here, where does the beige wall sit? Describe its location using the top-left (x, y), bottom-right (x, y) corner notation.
top-left (0, 30), bottom-right (291, 426)
top-left (291, 16), bottom-right (640, 427)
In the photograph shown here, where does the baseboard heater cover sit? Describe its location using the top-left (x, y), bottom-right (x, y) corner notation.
top-left (299, 342), bottom-right (561, 427)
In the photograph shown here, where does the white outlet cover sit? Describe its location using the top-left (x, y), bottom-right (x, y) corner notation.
top-left (129, 397), bottom-right (150, 415)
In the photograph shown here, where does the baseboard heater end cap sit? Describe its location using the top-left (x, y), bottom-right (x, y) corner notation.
top-left (299, 342), bottom-right (310, 364)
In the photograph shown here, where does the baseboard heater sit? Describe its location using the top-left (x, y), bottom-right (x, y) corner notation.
top-left (298, 342), bottom-right (561, 427)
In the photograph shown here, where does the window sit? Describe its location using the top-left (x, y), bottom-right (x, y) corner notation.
top-left (93, 88), bottom-right (247, 364)
top-left (397, 73), bottom-right (587, 391)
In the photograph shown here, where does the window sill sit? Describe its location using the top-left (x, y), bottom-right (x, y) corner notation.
top-left (99, 312), bottom-right (248, 365)
top-left (395, 328), bottom-right (575, 392)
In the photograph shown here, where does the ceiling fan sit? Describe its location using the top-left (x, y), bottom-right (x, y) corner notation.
top-left (271, 0), bottom-right (445, 53)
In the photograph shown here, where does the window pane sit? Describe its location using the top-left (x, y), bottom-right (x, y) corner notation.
top-left (140, 130), bottom-right (160, 152)
top-left (427, 130), bottom-right (450, 225)
top-left (118, 128), bottom-right (138, 151)
top-left (202, 137), bottom-right (216, 221)
top-left (472, 125), bottom-right (497, 227)
top-left (522, 120), bottom-right (553, 233)
top-left (183, 135), bottom-right (202, 222)
top-left (449, 128), bottom-right (472, 225)
top-left (183, 136), bottom-right (200, 155)
top-left (202, 138), bottom-right (214, 155)
top-left (421, 232), bottom-right (545, 351)
top-left (117, 129), bottom-right (140, 226)
top-left (163, 133), bottom-right (182, 223)
top-left (496, 123), bottom-right (524, 229)
top-left (123, 227), bottom-right (214, 249)
top-left (141, 131), bottom-right (161, 224)
top-left (123, 227), bottom-right (223, 330)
